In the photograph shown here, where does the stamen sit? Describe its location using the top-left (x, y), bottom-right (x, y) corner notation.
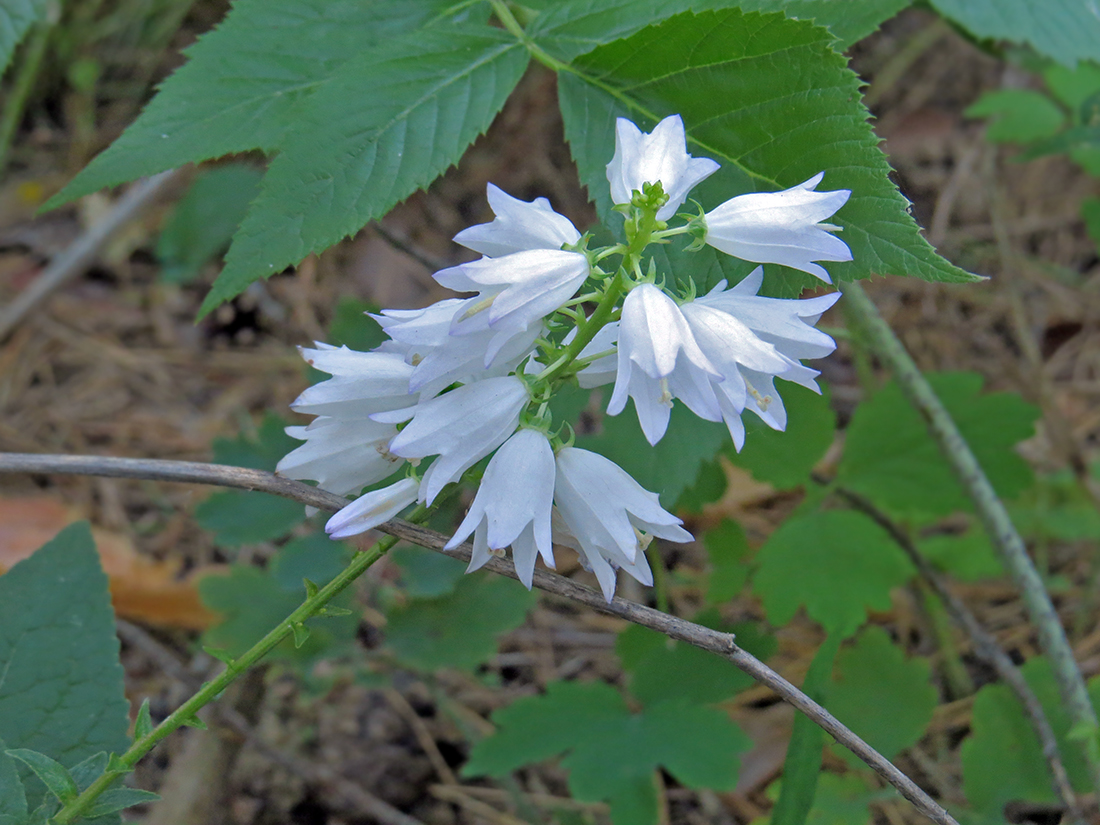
top-left (659, 378), bottom-right (673, 408)
top-left (457, 294), bottom-right (497, 322)
top-left (633, 527), bottom-right (654, 552)
top-left (744, 377), bottom-right (771, 411)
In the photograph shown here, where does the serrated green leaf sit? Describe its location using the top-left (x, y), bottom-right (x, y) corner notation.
top-left (156, 164), bottom-right (264, 284)
top-left (4, 751), bottom-right (77, 804)
top-left (753, 510), bottom-right (914, 638)
top-left (727, 383), bottom-right (836, 488)
top-left (386, 573), bottom-right (535, 672)
top-left (133, 701), bottom-right (153, 742)
top-left (268, 533), bottom-right (350, 592)
top-left (83, 787), bottom-right (159, 818)
top-left (837, 372), bottom-right (1039, 518)
top-left (557, 9), bottom-right (975, 300)
top-left (48, 0), bottom-right (456, 206)
top-left (388, 545), bottom-right (466, 599)
top-left (202, 28), bottom-right (528, 314)
top-left (326, 298), bottom-right (386, 352)
top-left (1044, 61), bottom-right (1100, 113)
top-left (826, 627), bottom-right (937, 763)
top-left (961, 657), bottom-right (1100, 815)
top-left (530, 0), bottom-right (911, 60)
top-left (194, 489), bottom-right (305, 548)
top-left (465, 680), bottom-right (749, 807)
top-left (917, 527), bottom-right (1004, 581)
top-left (703, 519), bottom-right (751, 604)
top-left (804, 773), bottom-right (874, 825)
top-left (198, 566), bottom-right (356, 665)
top-left (930, 0), bottom-right (1100, 67)
top-left (0, 524), bottom-right (129, 801)
top-left (0, 0), bottom-right (47, 76)
top-left (770, 635), bottom-right (839, 825)
top-left (607, 775), bottom-right (659, 825)
top-left (965, 89), bottom-right (1066, 143)
top-left (617, 619), bottom-right (773, 706)
top-left (67, 752), bottom-right (112, 793)
top-left (0, 743), bottom-right (27, 822)
top-left (576, 400), bottom-right (730, 505)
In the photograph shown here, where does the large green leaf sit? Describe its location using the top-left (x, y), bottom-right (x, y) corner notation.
top-left (530, 0), bottom-right (911, 59)
top-left (0, 524), bottom-right (129, 799)
top-left (0, 0), bottom-right (46, 76)
top-left (752, 510), bottom-right (914, 638)
top-left (557, 9), bottom-right (976, 298)
top-left (930, 0), bottom-right (1100, 67)
top-left (837, 371), bottom-right (1039, 519)
top-left (48, 0), bottom-right (455, 205)
top-left (202, 27), bottom-right (528, 313)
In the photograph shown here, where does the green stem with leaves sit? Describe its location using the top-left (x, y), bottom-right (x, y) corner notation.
top-left (842, 279), bottom-right (1100, 799)
top-left (52, 507), bottom-right (428, 824)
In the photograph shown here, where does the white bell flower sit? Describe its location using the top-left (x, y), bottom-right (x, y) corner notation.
top-left (606, 283), bottom-right (723, 445)
top-left (554, 447), bottom-right (693, 601)
top-left (276, 416), bottom-right (404, 497)
top-left (445, 429), bottom-right (556, 589)
top-left (374, 375), bottom-right (530, 505)
top-left (375, 298), bottom-right (540, 395)
top-left (702, 173), bottom-right (852, 282)
top-left (453, 183), bottom-right (582, 257)
top-left (434, 248), bottom-right (590, 359)
top-left (606, 115), bottom-right (720, 220)
top-left (290, 345), bottom-right (417, 418)
top-left (326, 477), bottom-right (420, 539)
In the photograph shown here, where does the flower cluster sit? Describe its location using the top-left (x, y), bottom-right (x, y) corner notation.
top-left (278, 114), bottom-right (850, 600)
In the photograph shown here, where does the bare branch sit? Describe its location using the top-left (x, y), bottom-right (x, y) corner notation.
top-left (0, 451), bottom-right (959, 825)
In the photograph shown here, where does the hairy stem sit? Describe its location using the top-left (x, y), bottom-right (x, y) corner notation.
top-left (842, 280), bottom-right (1100, 801)
top-left (1, 451), bottom-right (958, 825)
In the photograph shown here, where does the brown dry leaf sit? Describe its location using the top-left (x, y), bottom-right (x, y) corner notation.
top-left (0, 496), bottom-right (219, 630)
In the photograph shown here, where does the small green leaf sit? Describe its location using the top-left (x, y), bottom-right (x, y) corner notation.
top-left (770, 636), bottom-right (840, 825)
top-left (1082, 198), bottom-right (1100, 248)
top-left (302, 579), bottom-right (320, 599)
top-left (727, 383), bottom-right (836, 489)
top-left (918, 527), bottom-right (1004, 581)
top-left (67, 751), bottom-right (110, 792)
top-left (0, 0), bottom-right (48, 76)
top-left (826, 627), bottom-right (937, 763)
top-left (316, 606), bottom-right (353, 618)
top-left (753, 510), bottom-right (914, 638)
top-left (133, 700), bottom-right (154, 741)
top-left (965, 89), bottom-right (1066, 143)
top-left (576, 401), bottom-right (730, 505)
top-left (386, 574), bottom-right (535, 671)
top-left (202, 646), bottom-right (236, 666)
top-left (4, 751), bottom-right (77, 804)
top-left (1044, 61), bottom-right (1100, 113)
top-left (194, 489), bottom-right (306, 548)
top-left (930, 0), bottom-right (1100, 67)
top-left (290, 622), bottom-right (311, 649)
top-left (83, 787), bottom-right (159, 818)
top-left (180, 716), bottom-right (207, 731)
top-left (0, 524), bottom-right (129, 799)
top-left (156, 164), bottom-right (264, 284)
top-left (837, 372), bottom-right (1039, 518)
top-left (674, 457), bottom-right (727, 513)
top-left (269, 533), bottom-right (350, 591)
top-left (804, 773), bottom-right (874, 825)
top-left (388, 545), bottom-right (466, 599)
top-left (703, 519), bottom-right (751, 604)
top-left (327, 298), bottom-right (387, 352)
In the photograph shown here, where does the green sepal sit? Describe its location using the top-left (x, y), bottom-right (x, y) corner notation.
top-left (291, 622), bottom-right (311, 649)
top-left (316, 606), bottom-right (354, 618)
top-left (202, 646), bottom-right (236, 666)
top-left (4, 750), bottom-right (78, 804)
top-left (303, 578), bottom-right (320, 599)
top-left (133, 700), bottom-right (154, 742)
top-left (105, 754), bottom-right (129, 776)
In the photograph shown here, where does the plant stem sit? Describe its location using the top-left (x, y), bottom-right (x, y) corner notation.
top-left (842, 280), bottom-right (1100, 800)
top-left (0, 17), bottom-right (52, 176)
top-left (53, 507), bottom-right (426, 824)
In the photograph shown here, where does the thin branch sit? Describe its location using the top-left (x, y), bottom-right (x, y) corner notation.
top-left (842, 280), bottom-right (1100, 800)
top-left (0, 168), bottom-right (183, 343)
top-left (0, 451), bottom-right (959, 825)
top-left (826, 480), bottom-right (1079, 820)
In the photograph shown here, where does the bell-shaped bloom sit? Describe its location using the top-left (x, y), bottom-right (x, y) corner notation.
top-left (454, 183), bottom-right (581, 257)
top-left (606, 115), bottom-right (720, 220)
top-left (574, 321), bottom-right (619, 389)
top-left (445, 429), bottom-right (556, 589)
top-left (607, 283), bottom-right (723, 445)
top-left (694, 267), bottom-right (840, 437)
top-left (374, 298), bottom-right (540, 395)
top-left (374, 375), bottom-right (530, 505)
top-left (326, 477), bottom-right (420, 539)
top-left (290, 345), bottom-right (417, 418)
top-left (554, 447), bottom-right (693, 601)
top-left (702, 173), bottom-right (852, 282)
top-left (277, 416), bottom-right (404, 497)
top-left (434, 249), bottom-right (590, 362)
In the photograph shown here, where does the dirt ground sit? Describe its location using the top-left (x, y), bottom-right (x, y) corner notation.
top-left (2, 5), bottom-right (1100, 825)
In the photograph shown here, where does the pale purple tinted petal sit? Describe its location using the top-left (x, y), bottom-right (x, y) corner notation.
top-left (326, 478), bottom-right (419, 539)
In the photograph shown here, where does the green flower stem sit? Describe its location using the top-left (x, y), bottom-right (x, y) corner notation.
top-left (535, 268), bottom-right (624, 385)
top-left (843, 280), bottom-right (1100, 799)
top-left (52, 506), bottom-right (428, 825)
